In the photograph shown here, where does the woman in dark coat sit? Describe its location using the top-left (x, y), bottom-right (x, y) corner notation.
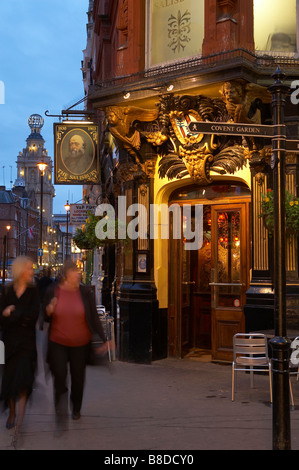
top-left (0, 256), bottom-right (40, 437)
top-left (43, 259), bottom-right (110, 421)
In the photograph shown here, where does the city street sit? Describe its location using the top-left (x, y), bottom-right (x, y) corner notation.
top-left (1, 0), bottom-right (299, 459)
top-left (1, 327), bottom-right (299, 451)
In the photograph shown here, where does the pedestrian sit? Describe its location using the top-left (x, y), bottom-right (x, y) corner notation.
top-left (38, 268), bottom-right (53, 304)
top-left (43, 259), bottom-right (110, 424)
top-left (0, 256), bottom-right (40, 445)
top-left (37, 267), bottom-right (53, 330)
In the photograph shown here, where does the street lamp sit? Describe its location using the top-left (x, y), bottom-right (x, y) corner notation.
top-left (268, 67), bottom-right (291, 450)
top-left (37, 159), bottom-right (47, 266)
top-left (64, 200), bottom-right (71, 259)
top-left (2, 225), bottom-right (11, 285)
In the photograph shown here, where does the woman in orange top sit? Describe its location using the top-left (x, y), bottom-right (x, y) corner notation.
top-left (44, 259), bottom-right (110, 421)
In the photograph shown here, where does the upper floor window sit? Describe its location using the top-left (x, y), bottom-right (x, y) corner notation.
top-left (146, 0), bottom-right (204, 68)
top-left (254, 0), bottom-right (297, 54)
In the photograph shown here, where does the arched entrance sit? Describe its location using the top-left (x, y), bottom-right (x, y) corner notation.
top-left (168, 183), bottom-right (251, 362)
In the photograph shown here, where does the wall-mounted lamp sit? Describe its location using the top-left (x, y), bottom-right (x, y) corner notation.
top-left (166, 83), bottom-right (174, 92)
top-left (122, 82), bottom-right (174, 101)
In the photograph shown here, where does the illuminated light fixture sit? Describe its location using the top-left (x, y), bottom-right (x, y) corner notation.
top-left (37, 157), bottom-right (48, 266)
top-left (64, 200), bottom-right (71, 259)
top-left (122, 82), bottom-right (173, 100)
top-left (64, 200), bottom-right (71, 212)
top-left (37, 161), bottom-right (47, 174)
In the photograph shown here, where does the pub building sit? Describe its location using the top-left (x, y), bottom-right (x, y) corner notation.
top-left (78, 0), bottom-right (299, 363)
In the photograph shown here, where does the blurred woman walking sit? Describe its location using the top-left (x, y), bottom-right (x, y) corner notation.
top-left (0, 256), bottom-right (40, 447)
top-left (43, 259), bottom-right (110, 426)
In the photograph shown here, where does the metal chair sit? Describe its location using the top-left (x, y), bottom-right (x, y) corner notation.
top-left (232, 333), bottom-right (272, 402)
top-left (288, 336), bottom-right (299, 409)
top-left (96, 306), bottom-right (116, 362)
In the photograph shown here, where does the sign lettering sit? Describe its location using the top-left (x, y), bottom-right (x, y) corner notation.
top-left (70, 204), bottom-right (96, 225)
top-left (188, 121), bottom-right (274, 137)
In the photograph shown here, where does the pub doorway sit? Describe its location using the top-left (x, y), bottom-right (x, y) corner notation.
top-left (168, 184), bottom-right (251, 362)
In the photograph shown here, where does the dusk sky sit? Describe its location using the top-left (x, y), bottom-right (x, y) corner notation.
top-left (0, 0), bottom-right (88, 213)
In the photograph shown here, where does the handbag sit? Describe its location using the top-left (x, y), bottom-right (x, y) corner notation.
top-left (87, 337), bottom-right (110, 366)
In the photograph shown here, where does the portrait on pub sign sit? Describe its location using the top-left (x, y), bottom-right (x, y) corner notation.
top-left (54, 123), bottom-right (100, 184)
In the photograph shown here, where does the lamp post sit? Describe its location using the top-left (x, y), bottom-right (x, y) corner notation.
top-left (64, 200), bottom-right (70, 260)
top-left (2, 225), bottom-right (11, 285)
top-left (37, 159), bottom-right (47, 267)
top-left (268, 67), bottom-right (291, 450)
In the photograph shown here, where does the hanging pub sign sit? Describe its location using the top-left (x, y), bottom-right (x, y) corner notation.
top-left (54, 122), bottom-right (100, 184)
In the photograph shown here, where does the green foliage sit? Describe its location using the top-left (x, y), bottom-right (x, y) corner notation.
top-left (72, 225), bottom-right (95, 250)
top-left (260, 189), bottom-right (299, 235)
top-left (72, 211), bottom-right (127, 250)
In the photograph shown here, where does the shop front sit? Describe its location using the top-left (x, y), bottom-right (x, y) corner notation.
top-left (166, 183), bottom-right (251, 362)
top-left (87, 78), bottom-right (299, 364)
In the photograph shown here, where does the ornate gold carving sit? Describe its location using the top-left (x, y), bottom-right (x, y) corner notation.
top-left (115, 163), bottom-right (141, 183)
top-left (139, 184), bottom-right (148, 197)
top-left (248, 146), bottom-right (272, 183)
top-left (219, 81), bottom-right (271, 124)
top-left (182, 151), bottom-right (214, 185)
top-left (144, 130), bottom-right (168, 147)
top-left (105, 87), bottom-right (272, 187)
top-left (169, 110), bottom-right (204, 144)
top-left (143, 159), bottom-right (156, 178)
top-left (105, 105), bottom-right (159, 163)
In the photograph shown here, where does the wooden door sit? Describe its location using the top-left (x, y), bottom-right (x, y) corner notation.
top-left (210, 203), bottom-right (249, 362)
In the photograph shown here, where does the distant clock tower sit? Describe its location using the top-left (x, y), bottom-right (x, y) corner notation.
top-left (16, 114), bottom-right (55, 226)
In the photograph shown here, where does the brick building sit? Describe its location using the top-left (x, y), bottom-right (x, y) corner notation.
top-left (0, 184), bottom-right (39, 278)
top-left (79, 0), bottom-right (299, 363)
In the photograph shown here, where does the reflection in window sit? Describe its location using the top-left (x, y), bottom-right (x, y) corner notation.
top-left (254, 0), bottom-right (297, 53)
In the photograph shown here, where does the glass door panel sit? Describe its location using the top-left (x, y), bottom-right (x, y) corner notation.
top-left (215, 210), bottom-right (242, 309)
top-left (210, 203), bottom-right (248, 362)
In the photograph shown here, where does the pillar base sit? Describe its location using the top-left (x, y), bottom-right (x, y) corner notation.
top-left (118, 281), bottom-right (159, 364)
top-left (244, 284), bottom-right (274, 332)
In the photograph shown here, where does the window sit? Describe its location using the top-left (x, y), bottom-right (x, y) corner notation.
top-left (254, 0), bottom-right (297, 54)
top-left (146, 0), bottom-right (204, 68)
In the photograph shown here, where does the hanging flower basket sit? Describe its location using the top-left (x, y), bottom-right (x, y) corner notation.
top-left (72, 226), bottom-right (94, 250)
top-left (259, 189), bottom-right (299, 236)
top-left (73, 211), bottom-right (128, 251)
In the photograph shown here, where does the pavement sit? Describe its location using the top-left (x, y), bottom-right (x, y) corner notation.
top-left (1, 329), bottom-right (299, 452)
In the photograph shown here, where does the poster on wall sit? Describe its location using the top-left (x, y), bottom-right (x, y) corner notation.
top-left (54, 123), bottom-right (100, 184)
top-left (69, 204), bottom-right (96, 225)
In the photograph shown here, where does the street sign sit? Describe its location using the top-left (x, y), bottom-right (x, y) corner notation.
top-left (38, 248), bottom-right (43, 257)
top-left (188, 121), bottom-right (274, 138)
top-left (285, 140), bottom-right (299, 153)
